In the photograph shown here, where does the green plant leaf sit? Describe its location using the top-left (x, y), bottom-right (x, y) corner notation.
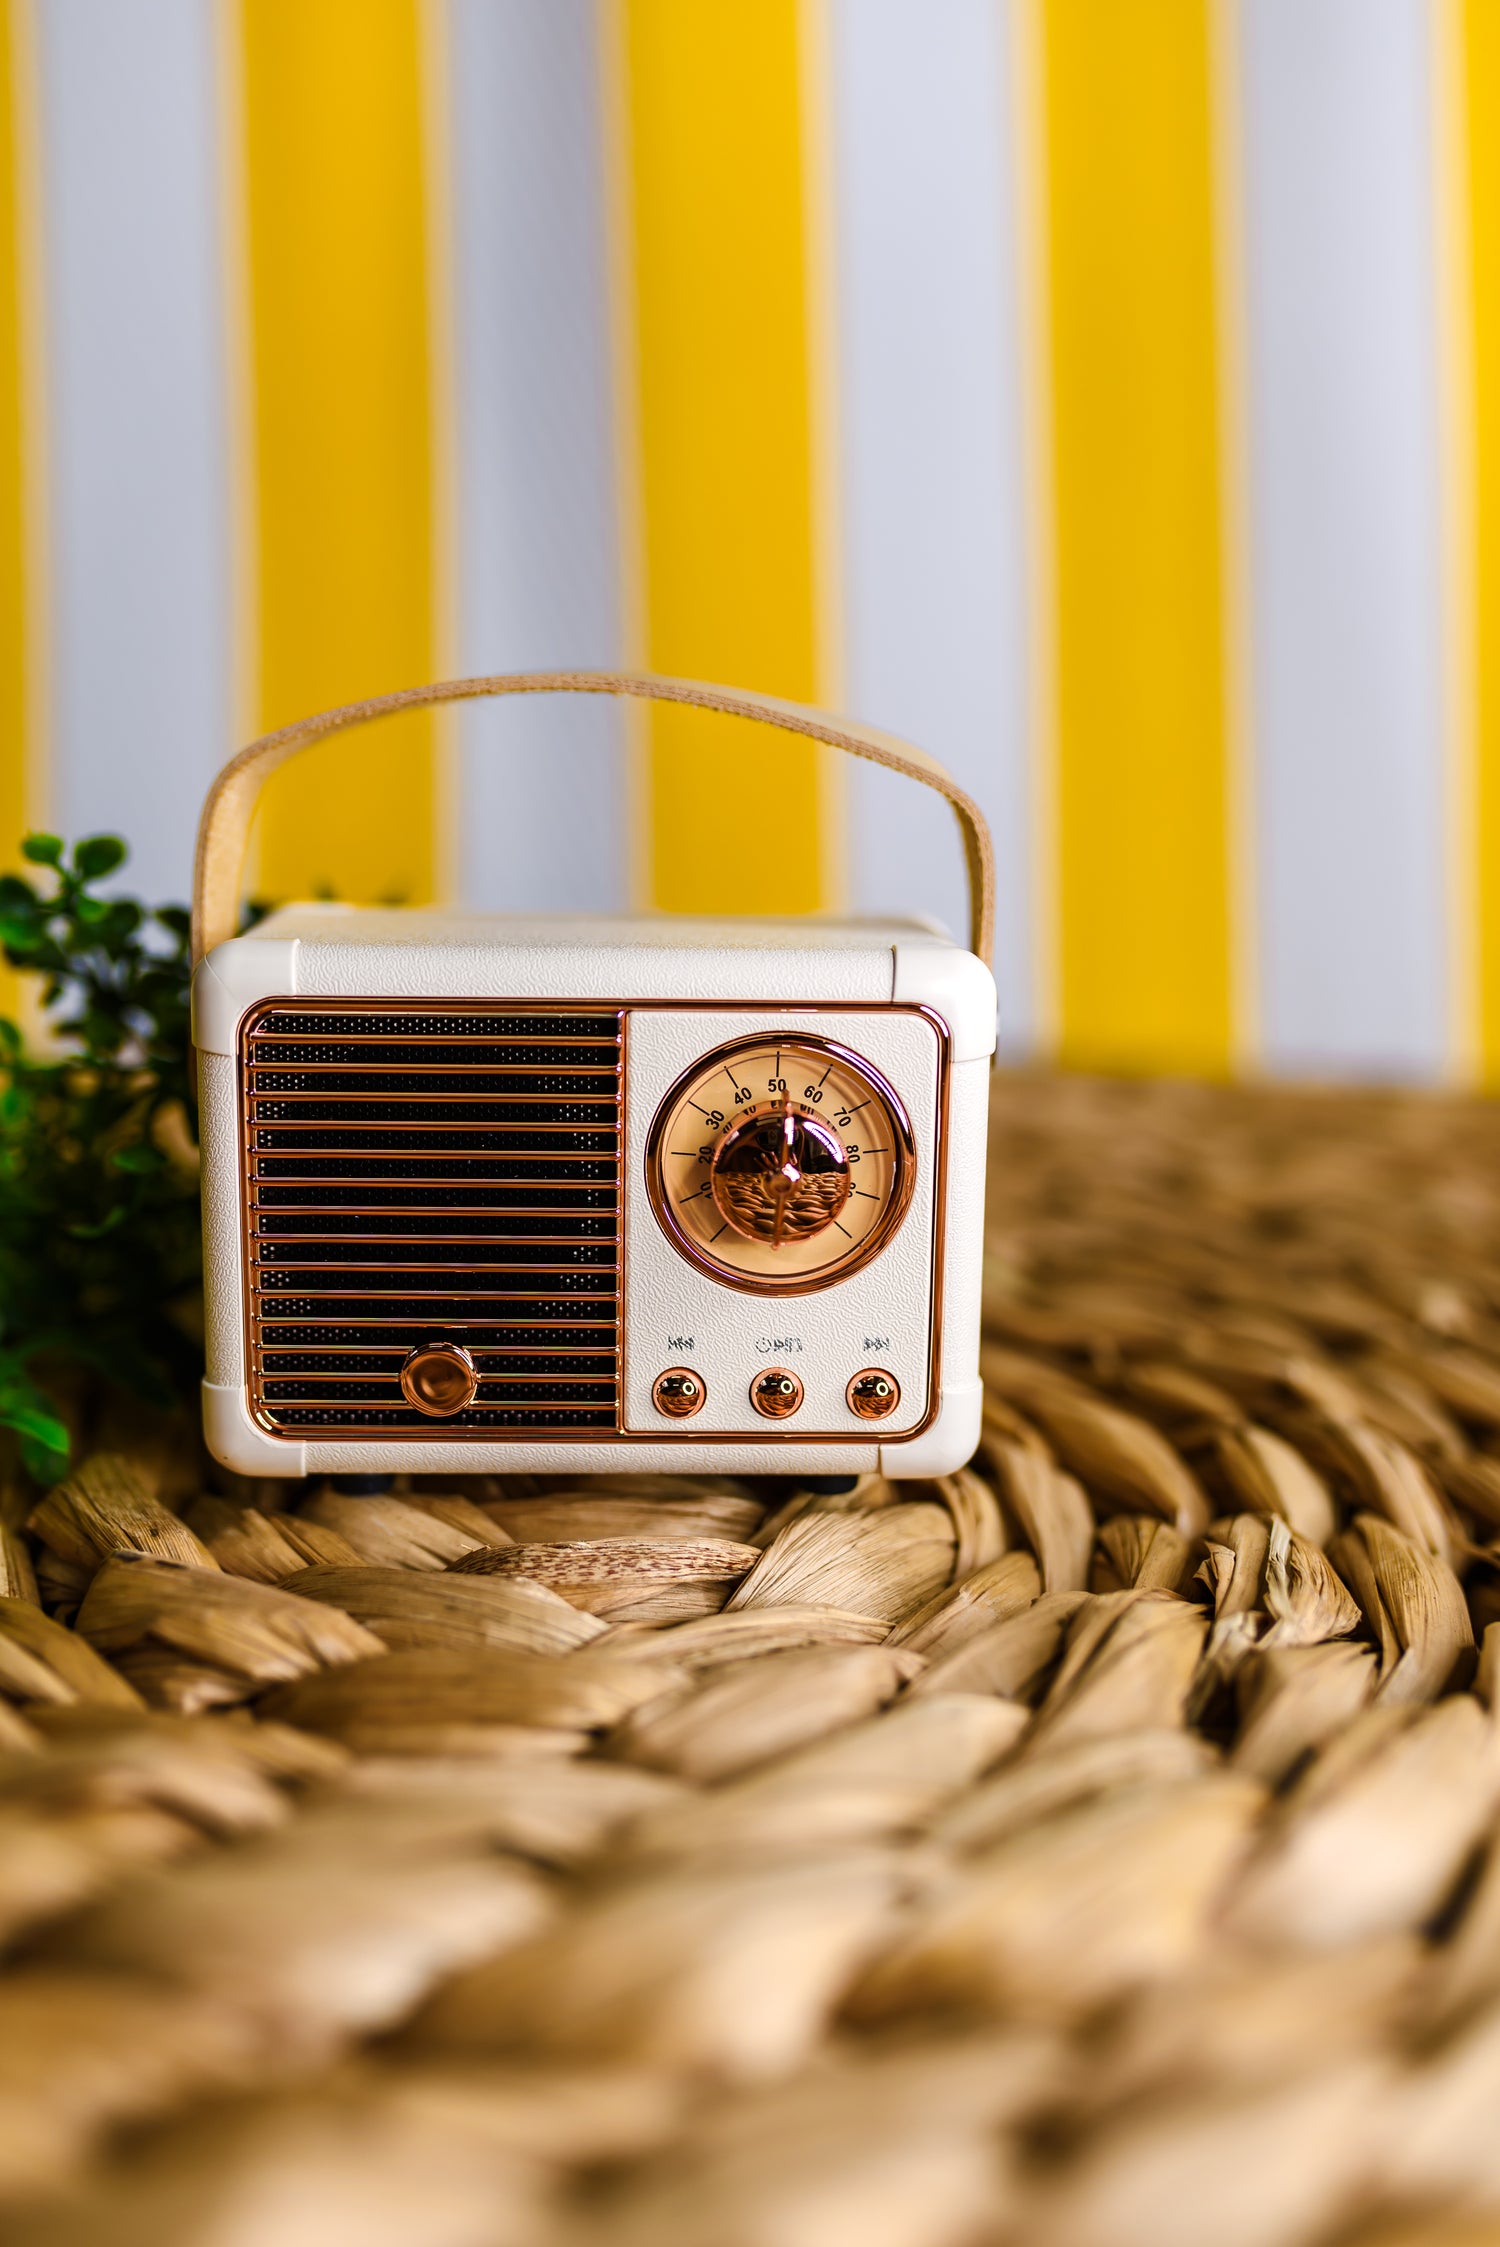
top-left (20, 833), bottom-right (63, 866)
top-left (0, 831), bottom-right (204, 1480)
top-left (18, 1423), bottom-right (70, 1484)
top-left (111, 1143), bottom-right (166, 1174)
top-left (79, 1011), bottom-right (126, 1052)
top-left (0, 1369), bottom-right (70, 1484)
top-left (72, 834), bottom-right (127, 879)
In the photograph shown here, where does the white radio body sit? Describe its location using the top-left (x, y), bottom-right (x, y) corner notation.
top-left (190, 675), bottom-right (997, 1483)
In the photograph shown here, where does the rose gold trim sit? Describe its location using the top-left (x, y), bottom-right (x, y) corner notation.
top-left (248, 1052), bottom-right (621, 1063)
top-left (236, 996), bottom-right (949, 1445)
top-left (248, 1063), bottom-right (622, 1075)
top-left (419, 1370), bottom-right (617, 1386)
top-left (258, 1320), bottom-right (614, 1331)
top-left (257, 1302), bottom-right (618, 1309)
top-left (250, 1093), bottom-right (619, 1105)
top-left (287, 1392), bottom-right (616, 1407)
top-left (256, 1122), bottom-right (614, 1136)
top-left (256, 1291), bottom-right (618, 1303)
top-left (252, 1035), bottom-right (622, 1046)
top-left (263, 1343), bottom-right (614, 1353)
top-left (264, 1343), bottom-right (615, 1356)
top-left (749, 1366), bottom-right (804, 1419)
top-left (256, 1240), bottom-right (614, 1251)
top-left (651, 1366), bottom-right (705, 1419)
top-left (618, 1007), bottom-right (632, 1424)
top-left (247, 1043), bottom-right (619, 1053)
top-left (254, 1186), bottom-right (610, 1204)
top-left (643, 1035), bottom-right (917, 1297)
top-left (260, 1203), bottom-right (616, 1216)
top-left (256, 1150), bottom-right (617, 1162)
top-left (252, 1124), bottom-right (621, 1133)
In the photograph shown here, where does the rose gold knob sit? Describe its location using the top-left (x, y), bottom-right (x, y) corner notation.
top-left (847, 1368), bottom-right (900, 1420)
top-left (710, 1108), bottom-right (850, 1248)
top-left (652, 1367), bottom-right (705, 1419)
top-left (750, 1366), bottom-right (804, 1419)
top-left (400, 1340), bottom-right (479, 1417)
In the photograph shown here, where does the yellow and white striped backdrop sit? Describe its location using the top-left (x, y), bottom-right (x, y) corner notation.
top-left (1, 0), bottom-right (1497, 1082)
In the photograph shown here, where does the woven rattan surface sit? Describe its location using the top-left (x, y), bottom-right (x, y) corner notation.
top-left (5, 1072), bottom-right (1500, 2246)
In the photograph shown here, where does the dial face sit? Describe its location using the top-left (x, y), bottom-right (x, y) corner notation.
top-left (645, 1035), bottom-right (915, 1293)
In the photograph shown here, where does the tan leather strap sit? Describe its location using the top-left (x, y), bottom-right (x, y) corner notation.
top-left (191, 670), bottom-right (995, 967)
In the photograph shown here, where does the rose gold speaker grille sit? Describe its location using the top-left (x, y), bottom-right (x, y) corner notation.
top-left (240, 1001), bottom-right (623, 1437)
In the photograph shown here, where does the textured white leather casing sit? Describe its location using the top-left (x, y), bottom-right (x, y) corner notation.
top-left (194, 909), bottom-right (994, 1481)
top-left (192, 909), bottom-right (1000, 1057)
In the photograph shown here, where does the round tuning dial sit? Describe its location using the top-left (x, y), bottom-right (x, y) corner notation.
top-left (646, 1036), bottom-right (915, 1293)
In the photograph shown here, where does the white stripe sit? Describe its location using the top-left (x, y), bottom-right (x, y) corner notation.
top-left (447, 0), bottom-right (623, 913)
top-left (36, 0), bottom-right (229, 905)
top-left (830, 0), bottom-right (1031, 1034)
top-left (1240, 0), bottom-right (1447, 1076)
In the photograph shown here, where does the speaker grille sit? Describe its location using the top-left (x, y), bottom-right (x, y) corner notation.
top-left (241, 1003), bottom-right (623, 1436)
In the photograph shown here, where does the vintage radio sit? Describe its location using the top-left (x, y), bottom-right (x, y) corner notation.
top-left (192, 673), bottom-right (996, 1481)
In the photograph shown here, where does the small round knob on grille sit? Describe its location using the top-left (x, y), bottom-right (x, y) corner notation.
top-left (750, 1366), bottom-right (804, 1420)
top-left (847, 1367), bottom-right (900, 1421)
top-left (400, 1340), bottom-right (478, 1417)
top-left (652, 1367), bottom-right (705, 1419)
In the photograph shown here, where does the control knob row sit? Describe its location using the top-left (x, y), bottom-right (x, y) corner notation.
top-left (650, 1366), bottom-right (900, 1422)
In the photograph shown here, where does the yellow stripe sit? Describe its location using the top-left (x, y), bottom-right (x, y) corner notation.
top-left (1039, 0), bottom-right (1233, 1073)
top-left (619, 0), bottom-right (834, 917)
top-left (236, 0), bottom-right (438, 909)
top-left (0, 0), bottom-right (41, 1025)
top-left (1456, 0), bottom-right (1500, 1082)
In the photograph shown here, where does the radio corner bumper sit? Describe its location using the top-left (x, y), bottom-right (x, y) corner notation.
top-left (878, 1378), bottom-right (983, 1479)
top-left (202, 1380), bottom-right (307, 1480)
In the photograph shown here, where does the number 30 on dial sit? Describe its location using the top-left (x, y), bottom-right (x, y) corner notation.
top-left (644, 1035), bottom-right (916, 1293)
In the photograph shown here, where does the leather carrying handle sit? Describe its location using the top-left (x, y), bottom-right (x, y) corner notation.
top-left (191, 669), bottom-right (995, 967)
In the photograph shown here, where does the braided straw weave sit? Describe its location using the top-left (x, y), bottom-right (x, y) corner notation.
top-left (5, 1073), bottom-right (1500, 2247)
